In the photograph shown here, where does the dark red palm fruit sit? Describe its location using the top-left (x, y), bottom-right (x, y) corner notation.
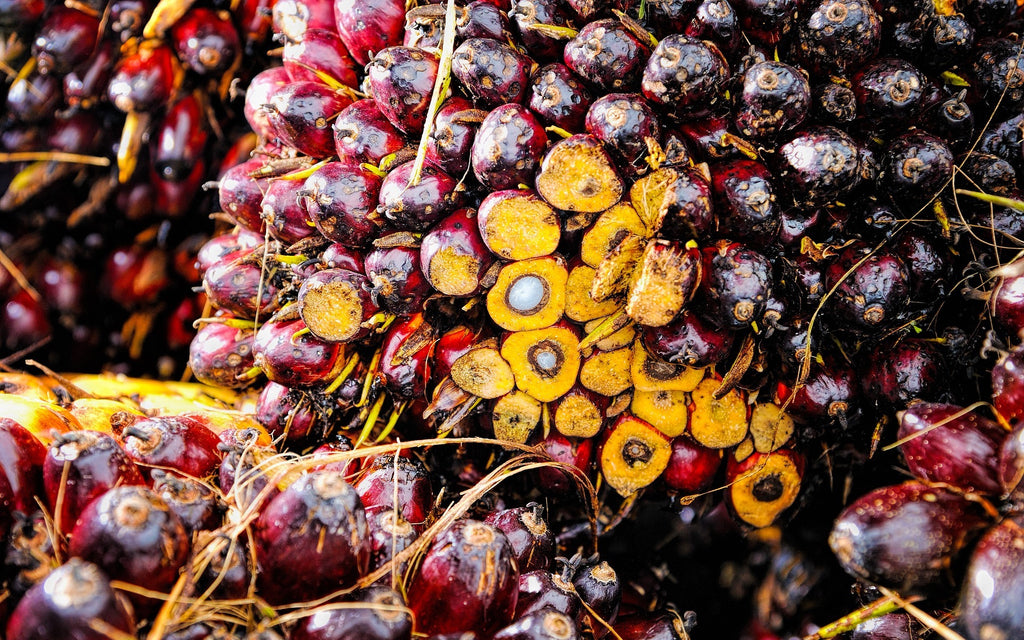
top-left (516, 568), bottom-right (581, 619)
top-left (302, 161), bottom-right (383, 246)
top-left (191, 532), bottom-right (252, 602)
top-left (452, 38), bottom-right (533, 108)
top-left (775, 126), bottom-right (860, 207)
top-left (993, 269), bottom-right (1024, 337)
top-left (972, 37), bottom-right (1024, 114)
top-left (640, 0), bottom-right (698, 36)
top-left (662, 435), bottom-right (721, 494)
top-left (698, 241), bottom-right (772, 330)
top-left (733, 0), bottom-right (796, 46)
top-left (536, 431), bottom-right (594, 495)
top-left (101, 245), bottom-right (170, 308)
top-left (256, 382), bottom-right (323, 444)
top-left (1001, 423), bottom-right (1024, 506)
top-left (684, 0), bottom-right (742, 54)
top-left (356, 454), bottom-right (434, 526)
top-left (32, 6), bottom-right (99, 75)
top-left (152, 157), bottom-right (207, 218)
top-left (0, 0), bottom-right (43, 25)
top-left (640, 310), bottom-right (733, 369)
top-left (334, 0), bottom-right (405, 66)
top-left (455, 0), bottom-right (510, 40)
top-left (121, 415), bottom-right (223, 480)
top-left (573, 557), bottom-right (620, 637)
top-left (891, 228), bottom-right (952, 299)
top-left (244, 66), bottom-right (292, 144)
top-left (641, 34), bottom-right (728, 119)
top-left (850, 57), bottom-right (928, 129)
top-left (733, 61), bottom-right (810, 142)
top-left (45, 110), bottom-right (104, 156)
top-left (407, 519), bottom-right (519, 636)
top-left (657, 165), bottom-right (714, 240)
top-left (309, 434), bottom-right (360, 478)
top-left (260, 177), bottom-right (317, 245)
top-left (365, 504), bottom-right (420, 574)
top-left (292, 586), bottom-right (413, 640)
top-left (253, 317), bottom-right (347, 387)
top-left (528, 63), bottom-right (592, 132)
top-left (994, 345), bottom-right (1024, 425)
top-left (5, 71), bottom-right (61, 123)
top-left (429, 324), bottom-right (484, 384)
top-left (427, 97), bottom-right (485, 176)
top-left (379, 160), bottom-right (462, 231)
top-left (0, 418), bottom-right (45, 514)
top-left (814, 79), bottom-right (858, 126)
top-left (108, 0), bottom-right (153, 41)
top-left (216, 160), bottom-right (271, 232)
top-left (379, 313), bottom-right (433, 399)
top-left (509, 0), bottom-right (576, 61)
top-left (860, 338), bottom-right (946, 408)
top-left (367, 46), bottom-right (439, 135)
top-left (365, 247), bottom-right (431, 315)
top-left (563, 19), bottom-right (649, 93)
top-left (777, 354), bottom-right (859, 426)
top-left (188, 321), bottom-right (257, 389)
top-left (68, 486), bottom-right (190, 599)
top-left (297, 268), bottom-right (378, 344)
top-left (264, 81), bottom-right (353, 158)
top-left (420, 208), bottom-right (495, 298)
top-left (976, 112), bottom-right (1024, 172)
top-left (959, 152), bottom-right (1018, 200)
top-left (283, 28), bottom-right (358, 87)
top-left (471, 104), bottom-right (548, 190)
top-left (919, 13), bottom-right (976, 70)
top-left (42, 430), bottom-right (144, 532)
top-left (151, 470), bottom-right (223, 536)
top-left (5, 558), bottom-right (134, 640)
top-left (219, 442), bottom-right (278, 511)
top-left (960, 518), bottom-right (1024, 640)
top-left (255, 471), bottom-right (371, 603)
top-left (830, 480), bottom-right (991, 595)
top-left (493, 609), bottom-right (580, 640)
top-left (896, 402), bottom-right (1005, 495)
top-left (794, 1), bottom-right (881, 75)
top-left (272, 0), bottom-right (335, 42)
top-left (107, 42), bottom-right (178, 113)
top-left (170, 7), bottom-right (240, 77)
top-left (484, 503), bottom-right (555, 573)
top-left (823, 243), bottom-right (910, 333)
top-left (879, 130), bottom-right (954, 208)
top-left (967, 0), bottom-right (1018, 34)
top-left (334, 98), bottom-right (408, 168)
top-left (202, 252), bottom-right (281, 319)
top-left (2, 290), bottom-right (51, 352)
top-left (848, 613), bottom-right (918, 640)
top-left (710, 158), bottom-right (780, 248)
top-left (612, 611), bottom-right (692, 640)
top-left (585, 93), bottom-right (660, 178)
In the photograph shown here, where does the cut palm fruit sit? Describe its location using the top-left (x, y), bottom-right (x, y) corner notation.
top-left (490, 390), bottom-right (543, 444)
top-left (552, 385), bottom-right (607, 438)
top-left (298, 268), bottom-right (377, 343)
top-left (631, 341), bottom-right (704, 392)
top-left (501, 323), bottom-right (581, 403)
top-left (566, 262), bottom-right (621, 323)
top-left (630, 167), bottom-right (677, 230)
top-left (580, 347), bottom-right (633, 397)
top-left (583, 315), bottom-right (636, 351)
top-left (0, 395), bottom-right (80, 443)
top-left (599, 413), bottom-right (672, 497)
top-left (749, 402), bottom-right (795, 453)
top-left (477, 189), bottom-right (561, 260)
top-left (68, 398), bottom-right (144, 434)
top-left (726, 449), bottom-right (804, 528)
top-left (590, 232), bottom-right (646, 302)
top-left (178, 409), bottom-right (274, 447)
top-left (631, 389), bottom-right (689, 437)
top-left (689, 376), bottom-right (750, 449)
top-left (625, 240), bottom-right (702, 327)
top-left (535, 134), bottom-right (624, 213)
top-left (580, 202), bottom-right (648, 268)
top-left (486, 256), bottom-right (568, 331)
top-left (450, 340), bottom-right (517, 399)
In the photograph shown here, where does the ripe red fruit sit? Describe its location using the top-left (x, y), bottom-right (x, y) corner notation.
top-left (0, 417), bottom-right (46, 514)
top-left (356, 454), bottom-right (434, 526)
top-left (485, 503), bottom-right (555, 573)
top-left (960, 518), bottom-right (1024, 640)
top-left (188, 321), bottom-right (257, 389)
top-left (334, 0), bottom-right (405, 66)
top-left (121, 415), bottom-right (223, 480)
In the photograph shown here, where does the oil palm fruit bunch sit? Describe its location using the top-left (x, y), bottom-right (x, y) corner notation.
top-left (0, 371), bottom-right (697, 639)
top-left (184, 0), bottom-right (1024, 543)
top-left (0, 0), bottom-right (286, 374)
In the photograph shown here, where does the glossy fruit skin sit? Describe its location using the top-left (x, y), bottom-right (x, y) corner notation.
top-left (69, 486), bottom-right (190, 597)
top-left (42, 430), bottom-right (144, 531)
top-left (334, 0), bottom-right (405, 66)
top-left (217, 160), bottom-right (271, 232)
top-left (493, 609), bottom-right (580, 640)
top-left (972, 37), bottom-right (1024, 114)
top-left (573, 557), bottom-right (621, 636)
top-left (641, 310), bottom-right (733, 368)
top-left (585, 93), bottom-right (660, 178)
top-left (659, 165), bottom-right (715, 240)
top-left (365, 247), bottom-right (431, 315)
top-left (333, 99), bottom-right (408, 168)
top-left (188, 322), bottom-right (256, 389)
top-left (851, 57), bottom-right (928, 129)
top-left (824, 244), bottom-right (910, 333)
top-left (427, 97), bottom-right (483, 176)
top-left (536, 431), bottom-right (594, 495)
top-left (356, 454), bottom-right (434, 526)
top-left (780, 354), bottom-right (859, 426)
top-left (898, 403), bottom-right (1005, 495)
top-left (528, 64), bottom-right (591, 132)
top-left (685, 0), bottom-right (742, 54)
top-left (151, 470), bottom-right (223, 536)
top-left (993, 271), bottom-right (1024, 337)
top-left (254, 318), bottom-right (346, 387)
top-left (453, 38), bottom-right (533, 108)
top-left (0, 418), bottom-right (46, 515)
top-left (880, 130), bottom-right (954, 207)
top-left (303, 161), bottom-right (383, 246)
top-left (379, 161), bottom-right (462, 231)
top-left (107, 43), bottom-right (177, 112)
top-left (121, 415), bottom-right (223, 480)
top-left (663, 436), bottom-right (721, 493)
top-left (700, 241), bottom-right (772, 330)
top-left (6, 71), bottom-right (62, 123)
top-left (272, 0), bottom-right (334, 42)
top-left (368, 46), bottom-right (439, 134)
top-left (733, 61), bottom-right (810, 141)
top-left (260, 176), bottom-right (317, 244)
top-left (291, 585), bottom-right (413, 640)
top-left (993, 345), bottom-right (1024, 425)
top-left (264, 81), bottom-right (352, 158)
top-left (509, 0), bottom-right (574, 61)
top-left (32, 6), bottom-right (100, 75)
top-left (564, 20), bottom-right (649, 93)
top-left (406, 519), bottom-right (519, 636)
top-left (472, 104), bottom-right (548, 190)
top-left (170, 7), bottom-right (240, 76)
top-left (255, 471), bottom-right (371, 603)
top-left (283, 27), bottom-right (358, 87)
top-left (960, 518), bottom-right (1024, 640)
top-left (795, 0), bottom-right (882, 75)
top-left (420, 208), bottom-right (495, 297)
top-left (775, 126), bottom-right (860, 207)
top-left (641, 34), bottom-right (729, 119)
top-left (829, 481), bottom-right (990, 595)
top-left (860, 338), bottom-right (946, 408)
top-left (710, 158), bottom-right (780, 247)
top-left (202, 253), bottom-right (280, 319)
top-left (365, 504), bottom-right (420, 572)
top-left (5, 558), bottom-right (134, 640)
top-left (378, 314), bottom-right (433, 398)
top-left (484, 503), bottom-right (555, 573)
